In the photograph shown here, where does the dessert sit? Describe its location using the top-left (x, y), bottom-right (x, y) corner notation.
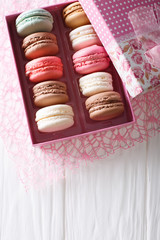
top-left (33, 80), bottom-right (69, 107)
top-left (62, 2), bottom-right (90, 29)
top-left (22, 32), bottom-right (59, 60)
top-left (25, 56), bottom-right (63, 82)
top-left (69, 24), bottom-right (101, 51)
top-left (79, 72), bottom-right (113, 97)
top-left (35, 104), bottom-right (74, 132)
top-left (85, 91), bottom-right (124, 121)
top-left (16, 8), bottom-right (54, 37)
top-left (72, 45), bottom-right (110, 74)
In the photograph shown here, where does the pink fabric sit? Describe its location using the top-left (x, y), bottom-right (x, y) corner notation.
top-left (129, 4), bottom-right (160, 68)
top-left (145, 45), bottom-right (160, 68)
top-left (0, 0), bottom-right (160, 189)
top-left (128, 6), bottom-right (159, 50)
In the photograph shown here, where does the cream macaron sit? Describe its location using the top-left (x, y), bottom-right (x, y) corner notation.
top-left (79, 72), bottom-right (113, 97)
top-left (35, 104), bottom-right (74, 132)
top-left (69, 24), bottom-right (101, 51)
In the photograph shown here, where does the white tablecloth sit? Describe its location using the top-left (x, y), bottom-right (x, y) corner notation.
top-left (0, 132), bottom-right (160, 240)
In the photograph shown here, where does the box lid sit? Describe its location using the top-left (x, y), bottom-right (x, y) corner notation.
top-left (79, 0), bottom-right (160, 97)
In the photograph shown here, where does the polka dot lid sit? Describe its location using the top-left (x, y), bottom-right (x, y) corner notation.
top-left (79, 0), bottom-right (160, 98)
top-left (79, 0), bottom-right (157, 43)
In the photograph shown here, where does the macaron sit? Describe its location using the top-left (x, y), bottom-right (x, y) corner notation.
top-left (22, 32), bottom-right (59, 60)
top-left (85, 91), bottom-right (124, 121)
top-left (33, 80), bottom-right (69, 107)
top-left (79, 72), bottom-right (113, 97)
top-left (35, 104), bottom-right (74, 132)
top-left (16, 8), bottom-right (54, 37)
top-left (25, 56), bottom-right (63, 83)
top-left (63, 2), bottom-right (90, 29)
top-left (69, 24), bottom-right (101, 51)
top-left (73, 45), bottom-right (110, 75)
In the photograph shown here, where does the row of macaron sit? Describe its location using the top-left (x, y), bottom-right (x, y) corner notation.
top-left (16, 7), bottom-right (75, 133)
top-left (15, 2), bottom-right (124, 132)
top-left (15, 2), bottom-right (97, 133)
top-left (63, 2), bottom-right (125, 121)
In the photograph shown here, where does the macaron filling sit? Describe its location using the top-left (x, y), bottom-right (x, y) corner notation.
top-left (33, 83), bottom-right (67, 98)
top-left (88, 102), bottom-right (124, 114)
top-left (22, 36), bottom-right (57, 50)
top-left (63, 3), bottom-right (83, 19)
top-left (26, 65), bottom-right (63, 76)
top-left (73, 52), bottom-right (109, 67)
top-left (25, 57), bottom-right (63, 75)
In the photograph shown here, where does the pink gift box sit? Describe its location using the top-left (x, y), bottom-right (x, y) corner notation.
top-left (79, 0), bottom-right (160, 98)
top-left (5, 2), bottom-right (134, 145)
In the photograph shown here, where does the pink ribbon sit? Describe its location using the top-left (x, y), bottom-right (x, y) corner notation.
top-left (145, 45), bottom-right (160, 68)
top-left (128, 4), bottom-right (160, 68)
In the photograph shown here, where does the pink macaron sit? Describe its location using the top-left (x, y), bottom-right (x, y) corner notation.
top-left (72, 45), bottom-right (110, 75)
top-left (25, 56), bottom-right (63, 82)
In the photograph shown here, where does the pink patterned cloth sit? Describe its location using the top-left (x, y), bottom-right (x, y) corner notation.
top-left (145, 45), bottom-right (160, 68)
top-left (0, 0), bottom-right (160, 189)
top-left (128, 4), bottom-right (160, 69)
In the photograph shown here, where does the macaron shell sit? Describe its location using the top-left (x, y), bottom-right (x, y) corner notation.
top-left (16, 9), bottom-right (53, 25)
top-left (74, 59), bottom-right (110, 75)
top-left (71, 35), bottom-right (101, 51)
top-left (36, 104), bottom-right (74, 132)
top-left (16, 9), bottom-right (53, 37)
top-left (85, 91), bottom-right (124, 121)
top-left (34, 94), bottom-right (69, 107)
top-left (73, 45), bottom-right (110, 74)
top-left (69, 25), bottom-right (101, 51)
top-left (33, 80), bottom-right (69, 107)
top-left (25, 56), bottom-right (63, 82)
top-left (63, 2), bottom-right (90, 29)
top-left (37, 116), bottom-right (74, 132)
top-left (79, 72), bottom-right (113, 96)
top-left (89, 103), bottom-right (124, 121)
top-left (63, 2), bottom-right (82, 18)
top-left (73, 45), bottom-right (108, 59)
top-left (17, 18), bottom-right (53, 37)
top-left (22, 32), bottom-right (59, 60)
top-left (65, 11), bottom-right (90, 29)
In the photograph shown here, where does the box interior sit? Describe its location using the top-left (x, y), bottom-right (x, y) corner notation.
top-left (6, 2), bottom-right (134, 145)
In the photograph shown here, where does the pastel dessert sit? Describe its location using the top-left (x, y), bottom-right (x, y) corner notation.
top-left (63, 2), bottom-right (90, 29)
top-left (85, 91), bottom-right (124, 121)
top-left (35, 104), bottom-right (74, 132)
top-left (73, 45), bottom-right (110, 75)
top-left (22, 32), bottom-right (59, 60)
top-left (69, 24), bottom-right (101, 51)
top-left (79, 72), bottom-right (113, 97)
top-left (16, 8), bottom-right (54, 37)
top-left (33, 80), bottom-right (69, 107)
top-left (25, 56), bottom-right (63, 82)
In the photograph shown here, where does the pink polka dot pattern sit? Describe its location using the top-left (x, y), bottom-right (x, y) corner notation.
top-left (154, 3), bottom-right (160, 23)
top-left (80, 0), bottom-right (156, 42)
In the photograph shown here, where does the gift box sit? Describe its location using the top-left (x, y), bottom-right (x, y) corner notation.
top-left (79, 0), bottom-right (160, 98)
top-left (5, 2), bottom-right (134, 145)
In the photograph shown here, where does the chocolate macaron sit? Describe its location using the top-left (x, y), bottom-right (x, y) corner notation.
top-left (22, 32), bottom-right (59, 60)
top-left (33, 80), bottom-right (69, 107)
top-left (85, 91), bottom-right (124, 121)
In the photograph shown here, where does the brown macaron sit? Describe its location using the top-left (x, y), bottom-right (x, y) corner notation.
top-left (63, 2), bottom-right (90, 29)
top-left (22, 32), bottom-right (59, 60)
top-left (85, 91), bottom-right (124, 121)
top-left (33, 80), bottom-right (69, 107)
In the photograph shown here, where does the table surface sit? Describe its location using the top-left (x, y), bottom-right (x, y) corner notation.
top-left (0, 132), bottom-right (160, 240)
